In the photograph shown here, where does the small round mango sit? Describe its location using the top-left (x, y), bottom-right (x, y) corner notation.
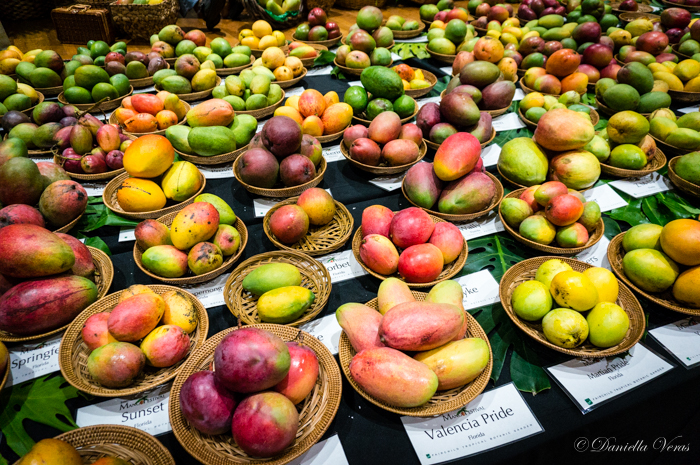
top-left (140, 325), bottom-right (190, 367)
top-left (550, 270), bottom-right (599, 311)
top-left (542, 308), bottom-right (589, 349)
top-left (586, 302), bottom-right (629, 348)
top-left (512, 280), bottom-right (552, 321)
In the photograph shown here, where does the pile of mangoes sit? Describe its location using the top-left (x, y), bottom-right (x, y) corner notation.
top-left (427, 17), bottom-right (473, 56)
top-left (596, 110), bottom-right (657, 169)
top-left (339, 278), bottom-right (490, 407)
top-left (520, 90), bottom-right (596, 124)
top-left (276, 89), bottom-right (352, 136)
top-left (180, 326), bottom-right (319, 457)
top-left (470, 2), bottom-right (515, 31)
top-left (19, 437), bottom-right (127, 464)
top-left (511, 259), bottom-right (627, 349)
top-left (150, 53), bottom-right (217, 95)
top-left (420, 0), bottom-right (469, 24)
top-left (294, 8), bottom-right (342, 41)
top-left (83, 285), bottom-right (197, 387)
top-left (646, 58), bottom-right (700, 94)
top-left (63, 64), bottom-right (132, 104)
top-left (0, 75), bottom-right (40, 114)
top-left (239, 21), bottom-right (287, 51)
top-left (566, 0), bottom-right (618, 28)
top-left (621, 220), bottom-right (700, 308)
top-left (416, 102), bottom-right (492, 146)
top-left (650, 109), bottom-right (700, 151)
top-left (269, 188), bottom-right (336, 245)
top-left (253, 46), bottom-right (304, 82)
top-left (104, 49), bottom-right (168, 81)
top-left (215, 70), bottom-right (284, 112)
top-left (243, 262), bottom-right (316, 323)
top-left (345, 67), bottom-right (416, 121)
top-left (384, 14), bottom-right (421, 32)
top-left (336, 6), bottom-right (395, 70)
top-left (392, 64), bottom-right (432, 91)
top-left (344, 113), bottom-right (422, 167)
top-left (114, 92), bottom-right (187, 133)
top-left (521, 50), bottom-right (589, 95)
top-left (139, 195), bottom-right (240, 277)
top-left (0, 45), bottom-right (30, 75)
top-left (595, 64), bottom-right (671, 114)
top-left (13, 51), bottom-right (65, 90)
top-left (287, 41), bottom-right (321, 62)
top-left (449, 48), bottom-right (518, 106)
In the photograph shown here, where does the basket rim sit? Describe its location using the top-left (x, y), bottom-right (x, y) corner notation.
top-left (291, 34), bottom-right (343, 47)
top-left (403, 69), bottom-right (438, 99)
top-left (233, 155), bottom-right (326, 197)
top-left (650, 133), bottom-right (694, 156)
top-left (53, 152), bottom-right (126, 182)
top-left (599, 147), bottom-right (666, 178)
top-left (20, 91), bottom-right (45, 116)
top-left (332, 58), bottom-right (394, 76)
top-left (275, 68), bottom-right (307, 89)
top-left (668, 156), bottom-right (700, 197)
top-left (175, 143), bottom-right (249, 165)
top-left (659, 0), bottom-right (700, 10)
top-left (215, 55), bottom-right (255, 76)
top-left (155, 76), bottom-right (222, 102)
top-left (339, 138), bottom-right (427, 174)
top-left (595, 96), bottom-right (652, 118)
top-left (128, 61), bottom-right (170, 88)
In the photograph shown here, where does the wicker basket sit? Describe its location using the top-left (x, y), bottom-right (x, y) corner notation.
top-left (351, 214), bottom-right (468, 287)
top-left (244, 0), bottom-right (305, 30)
top-left (600, 147), bottom-right (666, 178)
top-left (224, 251), bottom-right (331, 326)
top-left (608, 232), bottom-right (700, 316)
top-left (216, 56), bottom-right (255, 77)
top-left (0, 246), bottom-right (114, 343)
top-left (518, 107), bottom-right (600, 131)
top-left (668, 88), bottom-right (700, 104)
top-left (404, 69), bottom-right (438, 99)
top-left (176, 144), bottom-right (248, 166)
top-left (499, 256), bottom-right (646, 358)
top-left (339, 291), bottom-right (493, 417)
top-left (103, 171), bottom-right (206, 220)
top-left (21, 92), bottom-right (45, 117)
top-left (59, 285), bottom-right (209, 397)
top-left (134, 214), bottom-right (248, 284)
top-left (335, 0), bottom-right (388, 9)
top-left (263, 197), bottom-right (354, 256)
top-left (651, 134), bottom-right (693, 157)
top-left (402, 171), bottom-right (504, 222)
top-left (424, 127), bottom-right (497, 151)
top-left (1, 0), bottom-right (53, 21)
top-left (387, 21), bottom-right (426, 40)
top-left (668, 156), bottom-right (700, 198)
top-left (619, 11), bottom-right (660, 23)
top-left (52, 5), bottom-right (116, 46)
top-left (660, 0), bottom-right (700, 11)
top-left (611, 2), bottom-right (655, 13)
top-left (53, 212), bottom-right (85, 234)
top-left (234, 156), bottom-right (326, 198)
top-left (109, 101), bottom-right (190, 138)
top-left (156, 77), bottom-right (221, 103)
top-left (596, 96), bottom-right (652, 118)
top-left (277, 68), bottom-right (307, 89)
top-left (58, 87), bottom-right (133, 113)
top-left (129, 62), bottom-right (170, 89)
top-left (499, 188), bottom-right (604, 255)
top-left (426, 46), bottom-right (456, 64)
top-left (316, 124), bottom-right (350, 144)
top-left (333, 58), bottom-right (393, 77)
top-left (169, 324), bottom-right (341, 465)
top-left (353, 97), bottom-right (418, 126)
top-left (340, 139), bottom-right (427, 175)
top-left (110, 0), bottom-right (179, 41)
top-left (235, 90), bottom-right (286, 119)
top-left (32, 84), bottom-right (63, 97)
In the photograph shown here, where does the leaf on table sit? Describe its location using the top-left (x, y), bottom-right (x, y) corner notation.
top-left (0, 375), bottom-right (79, 457)
top-left (657, 192), bottom-right (700, 219)
top-left (84, 236), bottom-right (111, 255)
top-left (80, 206), bottom-right (139, 232)
top-left (87, 196), bottom-right (103, 204)
top-left (463, 234), bottom-right (534, 281)
top-left (314, 50), bottom-right (336, 67)
top-left (608, 194), bottom-right (649, 226)
top-left (411, 43), bottom-right (430, 59)
top-left (642, 195), bottom-right (676, 226)
top-left (330, 67), bottom-right (346, 80)
top-left (594, 116), bottom-right (608, 131)
top-left (602, 216), bottom-right (621, 240)
top-left (492, 126), bottom-right (533, 148)
top-left (511, 337), bottom-right (551, 394)
top-left (582, 92), bottom-right (596, 106)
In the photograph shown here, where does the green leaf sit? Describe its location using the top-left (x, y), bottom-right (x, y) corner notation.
top-left (657, 192), bottom-right (700, 220)
top-left (608, 194), bottom-right (649, 226)
top-left (331, 66), bottom-right (346, 80)
top-left (493, 126), bottom-right (533, 148)
top-left (0, 375), bottom-right (79, 457)
top-left (463, 234), bottom-right (534, 281)
top-left (429, 75), bottom-right (450, 98)
top-left (594, 116), bottom-right (608, 131)
top-left (511, 338), bottom-right (551, 394)
top-left (602, 215), bottom-right (622, 240)
top-left (582, 92), bottom-right (596, 106)
top-left (642, 195), bottom-right (674, 225)
top-left (84, 236), bottom-right (111, 255)
top-left (313, 50), bottom-right (336, 67)
top-left (488, 317), bottom-right (517, 382)
top-left (80, 206), bottom-right (139, 232)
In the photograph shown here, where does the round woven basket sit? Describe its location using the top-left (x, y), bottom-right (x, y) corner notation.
top-left (223, 250), bottom-right (331, 326)
top-left (660, 0), bottom-right (700, 11)
top-left (608, 232), bottom-right (700, 316)
top-left (519, 77), bottom-right (566, 97)
top-left (404, 69), bottom-right (438, 99)
top-left (263, 197), bottom-right (354, 256)
top-left (518, 107), bottom-right (600, 131)
top-left (176, 143), bottom-right (248, 165)
top-left (53, 144), bottom-right (130, 182)
top-left (672, 44), bottom-right (692, 60)
top-left (333, 58), bottom-right (393, 77)
top-left (340, 138), bottom-right (427, 175)
top-left (386, 21), bottom-right (426, 40)
top-left (134, 214), bottom-right (248, 285)
top-left (293, 34), bottom-right (343, 47)
top-left (651, 133), bottom-right (693, 157)
top-left (499, 188), bottom-right (604, 255)
top-left (424, 127), bottom-right (497, 151)
top-left (600, 147), bottom-right (666, 178)
top-left (619, 11), bottom-right (659, 24)
top-left (21, 92), bottom-right (45, 116)
top-left (339, 291), bottom-right (493, 417)
top-left (156, 77), bottom-right (222, 102)
top-left (316, 124), bottom-right (349, 144)
top-left (58, 87), bottom-right (133, 113)
top-left (233, 156), bottom-right (326, 198)
top-left (103, 171), bottom-right (206, 220)
top-left (109, 101), bottom-right (191, 137)
top-left (351, 213), bottom-right (468, 287)
top-left (402, 170), bottom-right (504, 222)
top-left (426, 46), bottom-right (456, 64)
top-left (129, 62), bottom-right (170, 89)
top-left (216, 56), bottom-right (255, 77)
top-left (235, 90), bottom-right (286, 119)
top-left (499, 256), bottom-right (646, 357)
top-left (668, 88), bottom-right (700, 104)
top-left (298, 44), bottom-right (328, 68)
top-left (169, 324), bottom-right (342, 465)
top-left (33, 84), bottom-right (62, 97)
top-left (668, 156), bottom-right (700, 198)
top-left (250, 44), bottom-right (290, 59)
top-left (596, 96), bottom-right (652, 118)
top-left (59, 285), bottom-right (209, 397)
top-left (53, 211), bottom-right (84, 234)
top-left (612, 2), bottom-right (655, 13)
top-left (0, 246), bottom-right (114, 343)
top-left (352, 97), bottom-right (419, 126)
top-left (277, 68), bottom-right (307, 89)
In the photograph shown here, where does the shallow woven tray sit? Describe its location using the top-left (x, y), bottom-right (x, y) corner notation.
top-left (263, 197), bottom-right (353, 256)
top-left (169, 324), bottom-right (342, 465)
top-left (386, 21), bottom-right (426, 39)
top-left (109, 101), bottom-right (191, 137)
top-left (103, 171), bottom-right (206, 220)
top-left (316, 123), bottom-right (349, 143)
top-left (59, 285), bottom-right (209, 397)
top-left (424, 127), bottom-right (497, 151)
top-left (596, 96), bottom-right (652, 118)
top-left (404, 69), bottom-right (437, 99)
top-left (53, 211), bottom-right (84, 234)
top-left (518, 107), bottom-right (600, 131)
top-left (339, 291), bottom-right (493, 416)
top-left (0, 246), bottom-right (113, 343)
top-left (612, 2), bottom-right (655, 13)
top-left (426, 46), bottom-right (456, 64)
top-left (333, 58), bottom-right (393, 77)
top-left (440, 89), bottom-right (511, 116)
top-left (129, 61), bottom-right (170, 89)
top-left (21, 92), bottom-right (45, 116)
top-left (53, 142), bottom-right (130, 182)
top-left (156, 77), bottom-right (221, 102)
top-left (660, 0), bottom-right (700, 11)
top-left (216, 55), bottom-right (255, 76)
top-left (351, 213), bottom-right (468, 287)
top-left (402, 170), bottom-right (504, 222)
top-left (223, 250), bottom-right (331, 326)
top-left (234, 156), bottom-right (326, 198)
top-left (58, 87), bottom-right (133, 113)
top-left (608, 232), bottom-right (700, 316)
top-left (33, 84), bottom-right (63, 97)
top-left (500, 256), bottom-right (646, 357)
top-left (619, 11), bottom-right (660, 24)
top-left (293, 34), bottom-right (343, 47)
top-left (340, 138), bottom-right (427, 175)
top-left (134, 214), bottom-right (248, 284)
top-left (499, 188), bottom-right (604, 255)
top-left (235, 90), bottom-right (286, 118)
top-left (352, 97), bottom-right (418, 126)
top-left (175, 143), bottom-right (248, 165)
top-left (251, 44), bottom-right (290, 58)
top-left (298, 44), bottom-right (328, 68)
top-left (276, 68), bottom-right (307, 89)
top-left (668, 156), bottom-right (700, 198)
top-left (519, 77), bottom-right (568, 97)
top-left (651, 133), bottom-right (694, 157)
top-left (668, 88), bottom-right (700, 104)
top-left (600, 147), bottom-right (666, 178)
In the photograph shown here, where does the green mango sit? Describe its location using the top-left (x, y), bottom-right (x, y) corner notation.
top-left (187, 126), bottom-right (237, 156)
top-left (165, 125), bottom-right (193, 154)
top-left (257, 286), bottom-right (315, 324)
top-left (194, 193), bottom-right (236, 225)
top-left (242, 263), bottom-right (302, 296)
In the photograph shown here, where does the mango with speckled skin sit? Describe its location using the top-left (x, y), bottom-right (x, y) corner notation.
top-left (171, 202), bottom-right (220, 250)
top-left (414, 338), bottom-right (489, 390)
top-left (142, 245), bottom-right (188, 278)
top-left (108, 293), bottom-right (165, 342)
top-left (379, 301), bottom-right (464, 351)
top-left (336, 302), bottom-right (384, 352)
top-left (188, 242), bottom-right (223, 275)
top-left (377, 277), bottom-right (415, 315)
top-left (214, 224), bottom-right (240, 256)
top-left (160, 289), bottom-right (197, 333)
top-left (141, 324), bottom-right (190, 367)
top-left (87, 342), bottom-right (145, 388)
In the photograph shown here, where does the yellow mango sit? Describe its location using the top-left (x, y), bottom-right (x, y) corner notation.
top-left (170, 202), bottom-right (220, 250)
top-left (321, 102), bottom-right (353, 134)
top-left (674, 59), bottom-right (700, 82)
top-left (414, 338), bottom-right (490, 390)
top-left (116, 178), bottom-right (167, 212)
top-left (257, 285), bottom-right (315, 323)
top-left (119, 284), bottom-right (156, 303)
top-left (686, 75), bottom-right (700, 92)
top-left (161, 289), bottom-right (198, 333)
top-left (161, 161), bottom-right (202, 202)
top-left (653, 71), bottom-right (684, 91)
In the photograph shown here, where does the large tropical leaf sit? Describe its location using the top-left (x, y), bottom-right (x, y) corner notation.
top-left (463, 234), bottom-right (535, 281)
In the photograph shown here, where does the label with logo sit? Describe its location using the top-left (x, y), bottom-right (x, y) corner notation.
top-left (369, 173), bottom-right (406, 192)
top-left (481, 144), bottom-right (501, 168)
top-left (546, 344), bottom-right (674, 413)
top-left (81, 181), bottom-right (109, 196)
top-left (179, 272), bottom-right (228, 308)
top-left (417, 96), bottom-right (441, 109)
top-left (300, 314), bottom-right (342, 355)
top-left (573, 235), bottom-right (611, 270)
top-left (119, 227), bottom-right (136, 242)
top-left (254, 189), bottom-right (331, 217)
top-left (610, 173), bottom-right (672, 198)
top-left (456, 270), bottom-right (501, 311)
top-left (583, 184), bottom-right (628, 212)
top-left (306, 65), bottom-right (333, 76)
top-left (317, 250), bottom-right (368, 283)
top-left (76, 384), bottom-right (171, 435)
top-left (195, 164), bottom-right (235, 179)
top-left (492, 113), bottom-right (525, 132)
top-left (649, 317), bottom-right (700, 368)
top-left (285, 86), bottom-right (305, 97)
top-left (401, 383), bottom-right (543, 465)
top-left (288, 435), bottom-right (349, 465)
top-left (323, 144), bottom-right (344, 163)
top-left (457, 210), bottom-right (505, 240)
top-left (6, 334), bottom-right (62, 388)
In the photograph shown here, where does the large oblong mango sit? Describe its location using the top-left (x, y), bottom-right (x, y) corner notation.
top-left (414, 338), bottom-right (490, 390)
top-left (186, 99), bottom-right (235, 127)
top-left (116, 178), bottom-right (167, 212)
top-left (170, 202), bottom-right (220, 250)
top-left (379, 301), bottom-right (464, 351)
top-left (242, 263), bottom-right (302, 296)
top-left (256, 286), bottom-right (315, 324)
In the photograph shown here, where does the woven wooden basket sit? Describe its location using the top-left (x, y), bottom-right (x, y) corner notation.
top-left (351, 214), bottom-right (468, 287)
top-left (156, 77), bottom-right (221, 103)
top-left (53, 212), bottom-right (85, 234)
top-left (110, 0), bottom-right (179, 40)
top-left (668, 156), bottom-right (700, 198)
top-left (388, 22), bottom-right (426, 40)
top-left (402, 171), bottom-right (504, 222)
top-left (339, 291), bottom-right (493, 416)
top-left (53, 139), bottom-right (131, 182)
top-left (21, 92), bottom-right (45, 117)
top-left (608, 232), bottom-right (700, 316)
top-left (619, 12), bottom-right (659, 24)
top-left (129, 62), bottom-right (170, 89)
top-left (0, 246), bottom-right (113, 343)
top-left (216, 56), bottom-right (255, 77)
top-left (596, 97), bottom-right (652, 118)
top-left (668, 88), bottom-right (700, 104)
top-left (316, 124), bottom-right (350, 144)
top-left (500, 256), bottom-right (646, 357)
top-left (660, 0), bottom-right (700, 11)
top-left (276, 68), bottom-right (308, 89)
top-left (499, 188), bottom-right (604, 255)
top-left (299, 45), bottom-right (328, 68)
top-left (109, 101), bottom-right (190, 137)
top-left (340, 138), bottom-right (427, 175)
top-left (353, 97), bottom-right (418, 126)
top-left (169, 324), bottom-right (342, 465)
top-left (59, 285), bottom-right (209, 397)
top-left (263, 197), bottom-right (353, 256)
top-left (32, 84), bottom-right (63, 97)
top-left (651, 134), bottom-right (694, 157)
top-left (103, 171), bottom-right (206, 220)
top-left (134, 214), bottom-right (248, 285)
top-left (600, 147), bottom-right (666, 178)
top-left (176, 144), bottom-right (248, 166)
top-left (518, 107), bottom-right (600, 131)
top-left (294, 34), bottom-right (343, 47)
top-left (404, 69), bottom-right (438, 99)
top-left (224, 251), bottom-right (331, 326)
top-left (333, 58), bottom-right (393, 77)
top-left (426, 46), bottom-right (456, 64)
top-left (58, 87), bottom-right (133, 113)
top-left (236, 90), bottom-right (286, 119)
top-left (234, 156), bottom-right (326, 198)
top-left (424, 127), bottom-right (497, 151)
top-left (612, 2), bottom-right (655, 13)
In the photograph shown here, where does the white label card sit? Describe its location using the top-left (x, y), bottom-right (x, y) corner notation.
top-left (6, 334), bottom-right (62, 388)
top-left (679, 106), bottom-right (699, 114)
top-left (456, 270), bottom-right (500, 311)
top-left (492, 113), bottom-right (525, 132)
top-left (609, 173), bottom-right (672, 198)
top-left (323, 144), bottom-right (344, 163)
top-left (546, 344), bottom-right (674, 413)
top-left (30, 157), bottom-right (54, 164)
top-left (440, 66), bottom-right (453, 75)
top-left (583, 184), bottom-right (628, 212)
top-left (180, 272), bottom-right (228, 309)
top-left (512, 88), bottom-right (525, 101)
top-left (119, 227), bottom-right (136, 242)
top-left (288, 435), bottom-right (349, 465)
top-left (254, 189), bottom-right (332, 217)
top-left (347, 81), bottom-right (362, 87)
top-left (300, 314), bottom-right (342, 355)
top-left (481, 144), bottom-right (501, 168)
top-left (76, 384), bottom-right (171, 435)
top-left (305, 65), bottom-right (333, 76)
top-left (257, 121), bottom-right (266, 133)
top-left (391, 52), bottom-right (403, 61)
top-left (650, 317), bottom-right (700, 368)
top-left (317, 250), bottom-right (368, 283)
top-left (195, 164), bottom-right (235, 179)
top-left (368, 173), bottom-right (406, 191)
top-left (81, 181), bottom-right (109, 196)
top-left (401, 383), bottom-right (543, 465)
top-left (417, 96), bottom-right (441, 108)
top-left (457, 210), bottom-right (505, 240)
top-left (573, 235), bottom-right (611, 270)
top-left (285, 86), bottom-right (305, 97)
top-left (133, 85), bottom-right (156, 94)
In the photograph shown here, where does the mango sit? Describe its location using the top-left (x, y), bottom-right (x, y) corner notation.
top-left (135, 219), bottom-right (171, 250)
top-left (498, 138), bottom-right (548, 186)
top-left (141, 325), bottom-right (190, 367)
top-left (18, 439), bottom-right (82, 465)
top-left (379, 301), bottom-right (464, 351)
top-left (0, 224), bottom-right (75, 278)
top-left (108, 293), bottom-right (165, 342)
top-left (542, 308), bottom-right (589, 348)
top-left (403, 162), bottom-right (444, 209)
top-left (142, 245), bottom-right (188, 278)
top-left (414, 338), bottom-right (489, 390)
top-left (350, 347), bottom-right (438, 407)
top-left (673, 266), bottom-right (700, 308)
top-left (56, 233), bottom-right (95, 280)
top-left (171, 202), bottom-right (220, 250)
top-left (160, 161), bottom-right (202, 202)
top-left (188, 126), bottom-right (237, 156)
top-left (39, 180), bottom-right (88, 228)
top-left (534, 108), bottom-right (595, 152)
top-left (213, 224), bottom-right (240, 256)
top-left (535, 258), bottom-right (573, 289)
top-left (257, 286), bottom-right (315, 324)
top-left (586, 302), bottom-right (629, 348)
top-left (519, 215), bottom-right (556, 245)
top-left (437, 172), bottom-right (496, 214)
top-left (549, 150), bottom-right (601, 190)
top-left (377, 277), bottom-right (415, 315)
top-left (188, 242), bottom-right (223, 275)
top-left (82, 313), bottom-right (117, 352)
top-left (579, 201), bottom-right (601, 233)
top-left (165, 125), bottom-right (193, 154)
top-left (119, 284), bottom-right (156, 303)
top-left (623, 224), bottom-right (663, 252)
top-left (0, 157), bottom-right (44, 207)
top-left (87, 342), bottom-right (145, 388)
top-left (186, 98), bottom-right (234, 127)
top-left (426, 280), bottom-right (467, 340)
top-left (550, 270), bottom-right (598, 311)
top-left (660, 219), bottom-right (700, 266)
top-left (242, 263), bottom-right (302, 296)
top-left (512, 280), bottom-right (552, 321)
top-left (336, 302), bottom-right (384, 353)
top-left (160, 289), bottom-right (197, 333)
top-left (583, 267), bottom-right (619, 303)
top-left (501, 198), bottom-right (533, 229)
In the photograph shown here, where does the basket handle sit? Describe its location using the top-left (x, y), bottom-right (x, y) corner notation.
top-left (67, 4), bottom-right (91, 12)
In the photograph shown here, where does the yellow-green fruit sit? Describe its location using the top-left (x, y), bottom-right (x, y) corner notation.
top-left (378, 277), bottom-right (416, 315)
top-left (535, 258), bottom-right (573, 290)
top-left (622, 248), bottom-right (679, 293)
top-left (119, 284), bottom-right (156, 303)
top-left (550, 270), bottom-right (599, 311)
top-left (582, 267), bottom-right (619, 303)
top-left (586, 302), bottom-right (629, 348)
top-left (161, 161), bottom-right (203, 201)
top-left (542, 308), bottom-right (589, 348)
top-left (242, 263), bottom-right (302, 296)
top-left (622, 224), bottom-right (663, 252)
top-left (511, 280), bottom-right (552, 321)
top-left (18, 438), bottom-right (82, 465)
top-left (257, 285), bottom-right (315, 323)
top-left (414, 338), bottom-right (490, 390)
top-left (194, 193), bottom-right (236, 225)
top-left (160, 289), bottom-right (197, 333)
top-left (425, 279), bottom-right (464, 310)
top-left (672, 265), bottom-right (700, 308)
top-left (116, 178), bottom-right (167, 212)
